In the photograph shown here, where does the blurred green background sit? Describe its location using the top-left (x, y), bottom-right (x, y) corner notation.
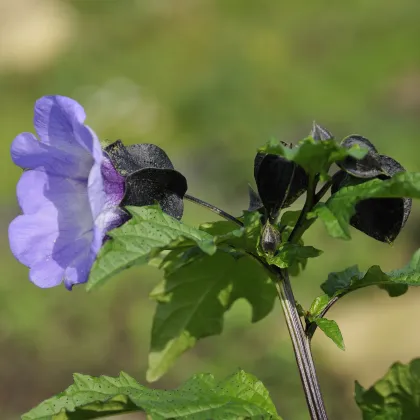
top-left (1, 1), bottom-right (420, 419)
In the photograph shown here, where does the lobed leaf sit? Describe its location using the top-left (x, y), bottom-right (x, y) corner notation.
top-left (321, 249), bottom-right (420, 299)
top-left (87, 206), bottom-right (216, 290)
top-left (147, 252), bottom-right (275, 381)
top-left (355, 358), bottom-right (420, 420)
top-left (22, 370), bottom-right (281, 420)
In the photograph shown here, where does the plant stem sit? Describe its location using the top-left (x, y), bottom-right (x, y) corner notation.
top-left (274, 268), bottom-right (328, 420)
top-left (288, 176), bottom-right (316, 243)
top-left (184, 194), bottom-right (243, 227)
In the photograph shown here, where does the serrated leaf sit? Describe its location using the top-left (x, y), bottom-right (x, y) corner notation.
top-left (312, 318), bottom-right (345, 351)
top-left (22, 370), bottom-right (281, 420)
top-left (147, 252), bottom-right (275, 381)
top-left (312, 172), bottom-right (420, 240)
top-left (87, 206), bottom-right (216, 290)
top-left (258, 137), bottom-right (367, 179)
top-left (266, 243), bottom-right (322, 269)
top-left (355, 358), bottom-right (420, 420)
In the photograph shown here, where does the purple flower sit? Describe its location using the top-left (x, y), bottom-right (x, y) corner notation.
top-left (8, 95), bottom-right (127, 290)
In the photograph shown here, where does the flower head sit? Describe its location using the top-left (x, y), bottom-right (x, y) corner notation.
top-left (9, 95), bottom-right (127, 290)
top-left (104, 140), bottom-right (188, 220)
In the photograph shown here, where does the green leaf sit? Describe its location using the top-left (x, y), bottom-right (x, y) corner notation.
top-left (266, 243), bottom-right (322, 269)
top-left (308, 294), bottom-right (330, 318)
top-left (321, 265), bottom-right (362, 297)
top-left (147, 252), bottom-right (275, 381)
top-left (355, 358), bottom-right (420, 420)
top-left (312, 172), bottom-right (420, 240)
top-left (87, 206), bottom-right (216, 290)
top-left (258, 137), bottom-right (367, 179)
top-left (321, 249), bottom-right (420, 300)
top-left (22, 370), bottom-right (282, 420)
top-left (199, 210), bottom-right (262, 254)
top-left (312, 318), bottom-right (345, 351)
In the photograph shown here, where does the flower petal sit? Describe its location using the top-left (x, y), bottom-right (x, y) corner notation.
top-left (10, 173), bottom-right (94, 267)
top-left (29, 259), bottom-right (65, 288)
top-left (101, 156), bottom-right (125, 208)
top-left (11, 133), bottom-right (92, 180)
top-left (9, 212), bottom-right (59, 267)
top-left (34, 95), bottom-right (85, 149)
top-left (64, 238), bottom-right (96, 290)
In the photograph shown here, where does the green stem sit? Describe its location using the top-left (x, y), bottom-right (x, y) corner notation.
top-left (288, 176), bottom-right (317, 243)
top-left (275, 268), bottom-right (328, 420)
top-left (184, 194), bottom-right (243, 227)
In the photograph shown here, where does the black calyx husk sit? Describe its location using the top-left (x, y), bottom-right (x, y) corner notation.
top-left (254, 147), bottom-right (308, 220)
top-left (311, 122), bottom-right (333, 141)
top-left (105, 140), bottom-right (188, 220)
top-left (105, 140), bottom-right (174, 176)
top-left (247, 184), bottom-right (264, 212)
top-left (338, 135), bottom-right (386, 178)
top-left (331, 154), bottom-right (411, 243)
top-left (122, 168), bottom-right (187, 220)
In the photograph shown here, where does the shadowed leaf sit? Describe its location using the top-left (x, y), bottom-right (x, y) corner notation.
top-left (355, 359), bottom-right (420, 420)
top-left (147, 252), bottom-right (275, 381)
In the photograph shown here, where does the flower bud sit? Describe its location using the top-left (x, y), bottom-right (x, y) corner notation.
top-left (261, 221), bottom-right (281, 254)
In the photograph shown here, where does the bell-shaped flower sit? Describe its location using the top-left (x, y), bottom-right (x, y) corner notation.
top-left (8, 96), bottom-right (127, 289)
top-left (104, 140), bottom-right (188, 220)
top-left (332, 137), bottom-right (412, 243)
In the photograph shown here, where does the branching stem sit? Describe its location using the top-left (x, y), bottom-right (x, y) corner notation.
top-left (184, 194), bottom-right (243, 227)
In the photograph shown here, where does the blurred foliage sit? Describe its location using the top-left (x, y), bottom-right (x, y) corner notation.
top-left (2, 1), bottom-right (420, 419)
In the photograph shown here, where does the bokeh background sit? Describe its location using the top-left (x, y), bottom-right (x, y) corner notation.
top-left (1, 1), bottom-right (420, 419)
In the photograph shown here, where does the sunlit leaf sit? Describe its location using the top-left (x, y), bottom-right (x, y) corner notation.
top-left (258, 137), bottom-right (367, 179)
top-left (312, 318), bottom-right (345, 351)
top-left (22, 370), bottom-right (281, 420)
top-left (87, 206), bottom-right (216, 290)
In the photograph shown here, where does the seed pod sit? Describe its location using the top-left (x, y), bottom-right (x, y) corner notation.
top-left (311, 122), bottom-right (333, 141)
top-left (105, 140), bottom-right (188, 220)
top-left (122, 168), bottom-right (187, 220)
top-left (338, 135), bottom-right (385, 178)
top-left (247, 184), bottom-right (264, 212)
top-left (254, 148), bottom-right (308, 219)
top-left (261, 221), bottom-right (281, 254)
top-left (331, 155), bottom-right (411, 243)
